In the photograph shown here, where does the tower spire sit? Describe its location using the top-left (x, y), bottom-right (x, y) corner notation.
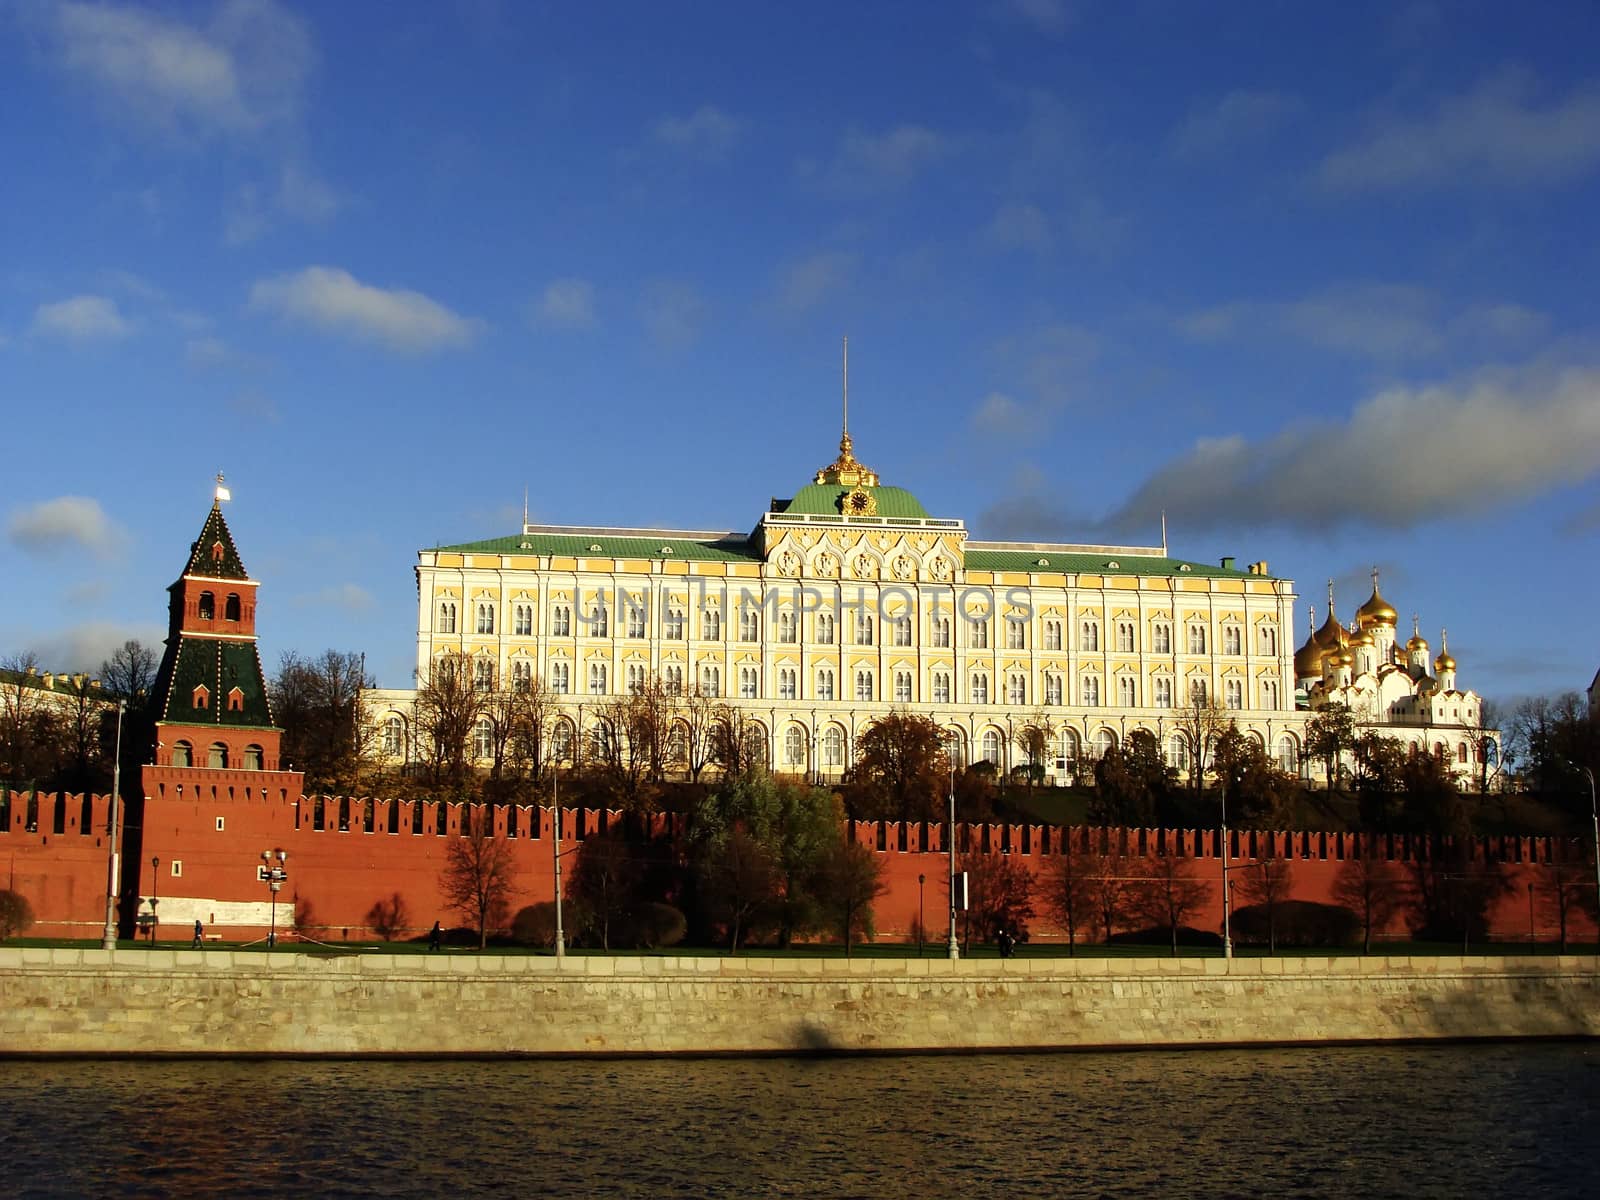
top-left (1327, 578), bottom-right (1335, 615)
top-left (814, 336), bottom-right (879, 488)
top-left (842, 334), bottom-right (849, 439)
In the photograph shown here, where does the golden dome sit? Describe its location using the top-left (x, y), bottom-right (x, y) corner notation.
top-left (1314, 610), bottom-right (1348, 650)
top-left (1335, 647), bottom-right (1354, 667)
top-left (1434, 651), bottom-right (1456, 672)
top-left (1351, 628), bottom-right (1374, 647)
top-left (1356, 571), bottom-right (1398, 628)
top-left (1407, 633), bottom-right (1429, 652)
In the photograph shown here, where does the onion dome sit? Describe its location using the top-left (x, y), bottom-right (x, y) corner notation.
top-left (1356, 569), bottom-right (1397, 629)
top-left (1335, 646), bottom-right (1354, 668)
top-left (1434, 630), bottom-right (1455, 674)
top-left (1293, 606), bottom-right (1325, 676)
top-left (1406, 613), bottom-right (1428, 652)
top-left (1351, 627), bottom-right (1374, 648)
top-left (1313, 607), bottom-right (1348, 651)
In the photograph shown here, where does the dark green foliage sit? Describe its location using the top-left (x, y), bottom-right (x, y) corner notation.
top-left (630, 902), bottom-right (686, 949)
top-left (1089, 729), bottom-right (1171, 826)
top-left (1230, 900), bottom-right (1359, 948)
top-left (511, 902), bottom-right (557, 947)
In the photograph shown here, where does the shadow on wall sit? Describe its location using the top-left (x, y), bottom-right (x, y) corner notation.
top-left (794, 1020), bottom-right (840, 1055)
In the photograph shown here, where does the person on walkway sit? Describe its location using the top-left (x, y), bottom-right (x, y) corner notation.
top-left (191, 920), bottom-right (204, 949)
top-left (428, 920), bottom-right (442, 952)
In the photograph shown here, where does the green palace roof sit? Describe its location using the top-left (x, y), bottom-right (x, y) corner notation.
top-left (963, 547), bottom-right (1263, 578)
top-left (771, 483), bottom-right (931, 520)
top-left (434, 532), bottom-right (761, 562)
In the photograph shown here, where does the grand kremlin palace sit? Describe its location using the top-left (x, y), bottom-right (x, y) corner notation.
top-left (369, 428), bottom-right (1312, 780)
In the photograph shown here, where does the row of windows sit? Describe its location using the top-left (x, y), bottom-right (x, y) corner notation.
top-left (170, 740), bottom-right (264, 770)
top-left (449, 654), bottom-right (1284, 709)
top-left (427, 714), bottom-right (1304, 777)
top-left (436, 599), bottom-right (1280, 656)
top-left (194, 591), bottom-right (243, 622)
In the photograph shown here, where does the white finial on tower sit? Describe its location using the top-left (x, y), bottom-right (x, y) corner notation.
top-left (214, 472), bottom-right (231, 503)
top-left (523, 487), bottom-right (529, 530)
top-left (1160, 510), bottom-right (1168, 555)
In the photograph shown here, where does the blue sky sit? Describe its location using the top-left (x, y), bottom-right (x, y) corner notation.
top-left (2, 0), bottom-right (1598, 704)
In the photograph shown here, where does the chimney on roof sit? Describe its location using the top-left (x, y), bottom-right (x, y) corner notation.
top-left (1220, 556), bottom-right (1235, 571)
top-left (42, 673), bottom-right (54, 689)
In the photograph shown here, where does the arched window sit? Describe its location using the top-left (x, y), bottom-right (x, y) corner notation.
top-left (197, 591), bottom-right (214, 620)
top-left (1168, 736), bottom-right (1189, 771)
top-left (224, 593), bottom-right (241, 622)
top-left (474, 719), bottom-right (494, 760)
top-left (477, 603), bottom-right (496, 635)
top-left (817, 611), bottom-right (835, 644)
top-left (747, 723), bottom-right (768, 765)
top-left (1277, 736), bottom-right (1298, 774)
top-left (383, 717), bottom-right (405, 757)
top-left (1058, 729), bottom-right (1080, 766)
top-left (1093, 728), bottom-right (1116, 759)
top-left (1081, 675), bottom-right (1100, 706)
top-left (192, 685), bottom-right (209, 710)
top-left (243, 744), bottom-right (263, 770)
top-left (784, 726), bottom-right (806, 767)
top-left (981, 729), bottom-right (1002, 765)
top-left (822, 726), bottom-right (844, 768)
top-left (474, 658), bottom-right (495, 691)
top-left (208, 742), bottom-right (228, 769)
top-left (438, 601), bottom-right (457, 633)
top-left (172, 740), bottom-right (192, 768)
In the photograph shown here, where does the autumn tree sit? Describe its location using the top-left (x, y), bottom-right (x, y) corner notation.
top-left (1533, 839), bottom-right (1598, 953)
top-left (1131, 856), bottom-right (1213, 956)
top-left (854, 712), bottom-right (950, 823)
top-left (1089, 729), bottom-right (1170, 827)
top-left (1330, 849), bottom-right (1407, 954)
top-left (819, 838), bottom-right (887, 956)
top-left (1306, 703), bottom-right (1357, 790)
top-left (414, 650), bottom-right (488, 787)
top-left (482, 670), bottom-right (556, 796)
top-left (439, 804), bottom-right (519, 949)
top-left (1353, 732), bottom-right (1410, 829)
top-left (0, 889), bottom-right (35, 941)
top-left (591, 692), bottom-right (661, 809)
top-left (0, 652), bottom-right (61, 782)
top-left (709, 703), bottom-right (767, 782)
top-left (1086, 848), bottom-right (1140, 945)
top-left (678, 684), bottom-right (720, 782)
top-left (272, 649), bottom-right (378, 792)
top-left (1212, 725), bottom-right (1298, 830)
top-left (957, 849), bottom-right (1035, 951)
top-left (1013, 710), bottom-right (1057, 791)
top-left (701, 827), bottom-right (780, 952)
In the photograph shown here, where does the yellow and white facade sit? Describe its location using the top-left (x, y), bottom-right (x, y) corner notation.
top-left (375, 431), bottom-right (1308, 779)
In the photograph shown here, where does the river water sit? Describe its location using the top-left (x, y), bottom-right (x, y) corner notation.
top-left (2, 1044), bottom-right (1596, 1198)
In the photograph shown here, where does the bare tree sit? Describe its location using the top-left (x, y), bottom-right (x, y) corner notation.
top-left (1330, 851), bottom-right (1406, 954)
top-left (957, 849), bottom-right (1036, 951)
top-left (568, 827), bottom-right (642, 951)
top-left (701, 826), bottom-right (780, 952)
top-left (439, 805), bottom-right (519, 949)
top-left (99, 640), bottom-right (158, 706)
top-left (1047, 831), bottom-right (1099, 954)
top-left (709, 703), bottom-right (767, 782)
top-left (1237, 848), bottom-right (1294, 952)
top-left (1171, 694), bottom-right (1231, 798)
top-left (1535, 839), bottom-right (1599, 954)
top-left (1131, 856), bottom-right (1213, 956)
top-left (0, 653), bottom-right (61, 782)
top-left (272, 650), bottom-right (379, 792)
top-left (1087, 848), bottom-right (1139, 946)
top-left (1013, 710), bottom-right (1057, 793)
top-left (414, 650), bottom-right (488, 787)
top-left (679, 684), bottom-right (719, 782)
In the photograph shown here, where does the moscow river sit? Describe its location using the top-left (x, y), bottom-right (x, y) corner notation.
top-left (2, 1043), bottom-right (1596, 1198)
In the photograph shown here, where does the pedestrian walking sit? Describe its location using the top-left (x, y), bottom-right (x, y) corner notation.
top-left (428, 920), bottom-right (442, 951)
top-left (191, 920), bottom-right (204, 949)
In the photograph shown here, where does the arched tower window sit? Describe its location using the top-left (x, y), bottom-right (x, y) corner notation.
top-left (224, 593), bottom-right (241, 621)
top-left (207, 742), bottom-right (228, 769)
top-left (198, 591), bottom-right (215, 620)
top-left (172, 740), bottom-right (192, 768)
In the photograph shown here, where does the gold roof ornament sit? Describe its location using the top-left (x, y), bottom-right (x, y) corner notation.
top-left (1356, 566), bottom-right (1398, 628)
top-left (1312, 581), bottom-right (1348, 648)
top-left (815, 335), bottom-right (880, 488)
top-left (1406, 612), bottom-right (1429, 652)
top-left (1293, 605), bottom-right (1325, 676)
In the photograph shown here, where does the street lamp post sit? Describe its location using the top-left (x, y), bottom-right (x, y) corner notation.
top-left (946, 735), bottom-right (959, 961)
top-left (261, 849), bottom-right (287, 948)
top-left (1584, 767), bottom-right (1599, 949)
top-left (100, 699), bottom-right (126, 951)
top-left (1220, 782), bottom-right (1233, 960)
top-left (149, 856), bottom-right (160, 945)
top-left (917, 873), bottom-right (925, 956)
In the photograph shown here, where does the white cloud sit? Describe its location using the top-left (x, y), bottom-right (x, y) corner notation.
top-left (1320, 73), bottom-right (1600, 191)
top-left (7, 496), bottom-right (124, 558)
top-left (1171, 89), bottom-right (1300, 159)
top-left (825, 124), bottom-right (951, 188)
top-left (275, 161), bottom-right (341, 223)
top-left (1003, 0), bottom-right (1075, 37)
top-left (771, 252), bottom-right (857, 315)
top-left (984, 202), bottom-right (1053, 253)
top-left (249, 266), bottom-right (479, 352)
top-left (1000, 365), bottom-right (1600, 537)
top-left (47, 0), bottom-right (313, 140)
top-left (531, 278), bottom-right (597, 330)
top-left (972, 391), bottom-right (1031, 436)
top-left (1175, 284), bottom-right (1547, 362)
top-left (24, 622), bottom-right (166, 676)
top-left (652, 105), bottom-right (745, 160)
top-left (640, 280), bottom-right (707, 351)
top-left (225, 163), bottom-right (341, 243)
top-left (30, 295), bottom-right (131, 341)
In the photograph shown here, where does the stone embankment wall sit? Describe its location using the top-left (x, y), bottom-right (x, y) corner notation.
top-left (2, 949), bottom-right (1595, 1057)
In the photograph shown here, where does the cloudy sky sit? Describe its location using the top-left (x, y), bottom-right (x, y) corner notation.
top-left (2, 1), bottom-right (1597, 702)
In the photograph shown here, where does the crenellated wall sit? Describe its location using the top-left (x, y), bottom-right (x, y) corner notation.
top-left (5, 789), bottom-right (1598, 946)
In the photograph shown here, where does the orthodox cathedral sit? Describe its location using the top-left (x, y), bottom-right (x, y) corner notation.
top-left (1296, 571), bottom-right (1491, 773)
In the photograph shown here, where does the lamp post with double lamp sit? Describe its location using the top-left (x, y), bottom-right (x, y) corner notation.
top-left (100, 699), bottom-right (127, 951)
top-left (261, 849), bottom-right (288, 948)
